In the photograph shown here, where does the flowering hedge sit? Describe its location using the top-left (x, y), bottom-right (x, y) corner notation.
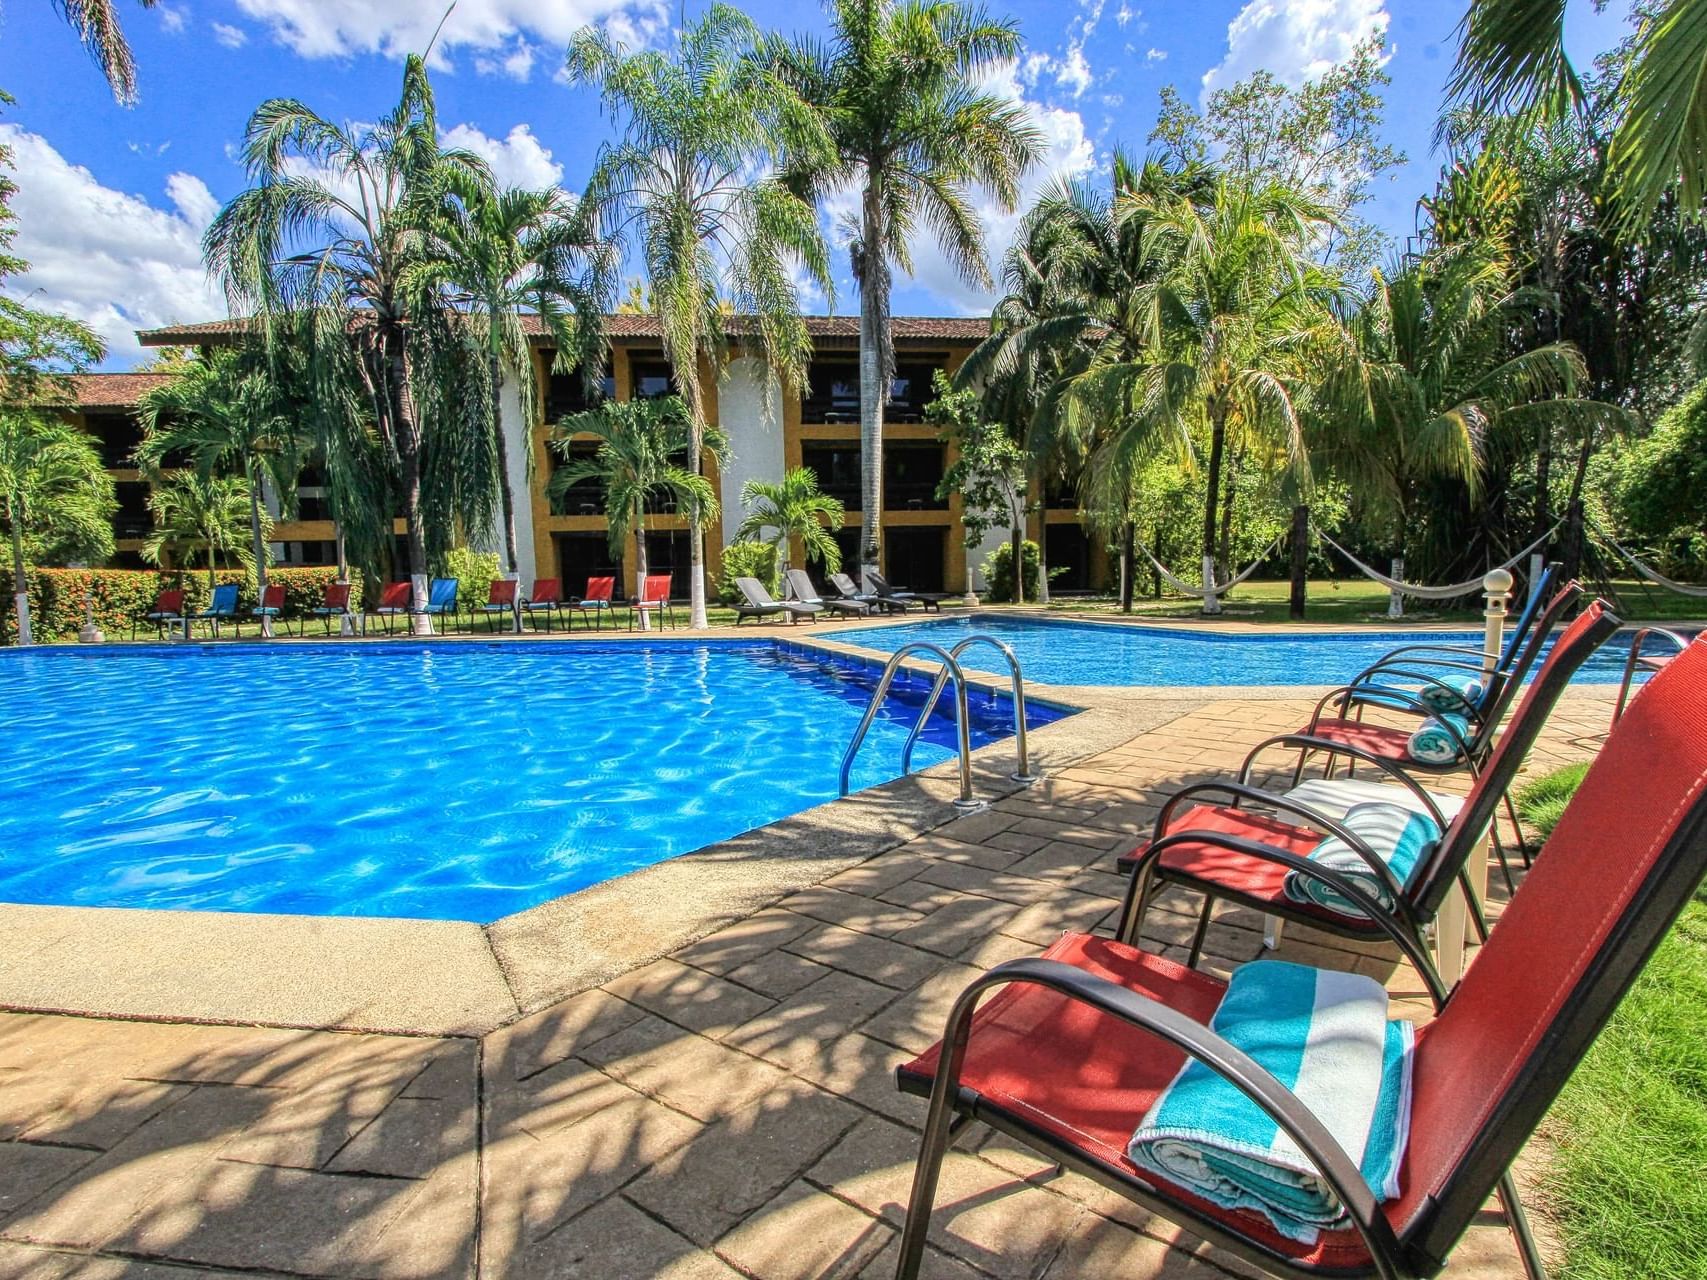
top-left (0, 567), bottom-right (363, 643)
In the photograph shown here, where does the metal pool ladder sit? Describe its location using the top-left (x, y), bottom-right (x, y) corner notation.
top-left (838, 636), bottom-right (1038, 810)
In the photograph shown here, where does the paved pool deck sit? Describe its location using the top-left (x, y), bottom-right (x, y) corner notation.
top-left (0, 685), bottom-right (1617, 1280)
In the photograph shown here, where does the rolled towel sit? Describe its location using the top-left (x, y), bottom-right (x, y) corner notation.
top-left (1128, 960), bottom-right (1414, 1244)
top-left (1406, 712), bottom-right (1472, 764)
top-left (1282, 802), bottom-right (1439, 918)
top-left (1415, 670), bottom-right (1485, 715)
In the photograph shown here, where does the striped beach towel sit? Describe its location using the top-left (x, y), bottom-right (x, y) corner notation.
top-left (1283, 802), bottom-right (1439, 918)
top-left (1406, 712), bottom-right (1472, 764)
top-left (1128, 960), bottom-right (1414, 1244)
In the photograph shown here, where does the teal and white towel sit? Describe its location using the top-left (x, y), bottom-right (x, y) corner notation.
top-left (1128, 960), bottom-right (1414, 1244)
top-left (1406, 713), bottom-right (1471, 764)
top-left (1283, 802), bottom-right (1439, 918)
top-left (1415, 671), bottom-right (1484, 715)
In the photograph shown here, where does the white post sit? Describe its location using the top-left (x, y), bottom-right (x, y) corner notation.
top-left (1200, 554), bottom-right (1220, 615)
top-left (1387, 556), bottom-right (1405, 620)
top-left (412, 572), bottom-right (432, 636)
top-left (1483, 568), bottom-right (1513, 678)
top-left (507, 569), bottom-right (522, 634)
top-left (1527, 552), bottom-right (1545, 607)
top-left (12, 591), bottom-right (30, 646)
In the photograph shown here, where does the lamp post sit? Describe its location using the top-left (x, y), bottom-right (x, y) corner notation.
top-left (1482, 568), bottom-right (1513, 678)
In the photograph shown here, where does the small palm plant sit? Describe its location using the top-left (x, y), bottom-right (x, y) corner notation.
top-left (140, 472), bottom-right (266, 594)
top-left (734, 467), bottom-right (845, 579)
top-left (547, 397), bottom-right (724, 630)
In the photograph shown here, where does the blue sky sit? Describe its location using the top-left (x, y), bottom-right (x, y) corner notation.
top-left (0, 0), bottom-right (1634, 369)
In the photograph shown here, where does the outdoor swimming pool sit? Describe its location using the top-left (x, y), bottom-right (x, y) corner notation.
top-left (0, 640), bottom-right (1063, 922)
top-left (843, 614), bottom-right (1634, 687)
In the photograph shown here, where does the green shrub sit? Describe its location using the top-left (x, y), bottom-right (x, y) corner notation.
top-left (439, 547), bottom-right (502, 611)
top-left (716, 540), bottom-right (779, 604)
top-left (1515, 760), bottom-right (1591, 840)
top-left (980, 539), bottom-right (1064, 603)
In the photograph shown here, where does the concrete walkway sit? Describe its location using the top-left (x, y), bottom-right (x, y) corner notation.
top-left (0, 693), bottom-right (1615, 1280)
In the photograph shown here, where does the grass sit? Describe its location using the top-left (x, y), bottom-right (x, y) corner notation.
top-left (1517, 765), bottom-right (1707, 1279)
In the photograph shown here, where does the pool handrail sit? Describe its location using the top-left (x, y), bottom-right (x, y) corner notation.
top-left (839, 642), bottom-right (978, 809)
top-left (899, 635), bottom-right (1036, 785)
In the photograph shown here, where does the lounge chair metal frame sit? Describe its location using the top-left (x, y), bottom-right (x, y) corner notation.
top-left (309, 583), bottom-right (359, 635)
top-left (578, 576), bottom-right (616, 631)
top-left (132, 588), bottom-right (185, 641)
top-left (895, 636), bottom-right (1707, 1280)
top-left (248, 583), bottom-right (292, 637)
top-left (1612, 625), bottom-right (1689, 724)
top-left (478, 579), bottom-right (520, 633)
top-left (628, 573), bottom-right (676, 630)
top-left (735, 575), bottom-right (819, 625)
top-left (519, 579), bottom-right (567, 633)
top-left (785, 568), bottom-right (869, 618)
top-left (191, 584), bottom-right (241, 638)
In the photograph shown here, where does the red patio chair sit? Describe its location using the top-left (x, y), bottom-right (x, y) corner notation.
top-left (1611, 626), bottom-right (1690, 725)
top-left (894, 635), bottom-right (1707, 1280)
top-left (132, 587), bottom-right (184, 640)
top-left (520, 578), bottom-right (566, 633)
top-left (309, 583), bottom-right (356, 635)
top-left (373, 581), bottom-right (411, 635)
top-left (245, 583), bottom-right (289, 637)
top-left (628, 573), bottom-right (675, 630)
top-left (577, 575), bottom-right (615, 631)
top-left (1114, 601), bottom-right (1619, 968)
top-left (478, 578), bottom-right (520, 633)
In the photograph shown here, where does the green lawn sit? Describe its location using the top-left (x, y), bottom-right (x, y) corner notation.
top-left (1517, 768), bottom-right (1707, 1279)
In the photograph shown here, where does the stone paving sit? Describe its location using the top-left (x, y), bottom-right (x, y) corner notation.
top-left (0, 692), bottom-right (1617, 1280)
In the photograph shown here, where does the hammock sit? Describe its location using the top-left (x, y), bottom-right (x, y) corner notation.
top-left (1138, 536), bottom-right (1281, 600)
top-left (1313, 522), bottom-right (1562, 601)
top-left (1595, 528), bottom-right (1707, 598)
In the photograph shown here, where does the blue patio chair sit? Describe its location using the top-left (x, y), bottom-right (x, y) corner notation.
top-left (192, 583), bottom-right (241, 637)
top-left (423, 577), bottom-right (460, 629)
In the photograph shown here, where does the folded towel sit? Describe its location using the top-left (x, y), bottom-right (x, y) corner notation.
top-left (1406, 713), bottom-right (1471, 764)
top-left (1416, 671), bottom-right (1485, 715)
top-left (1283, 802), bottom-right (1439, 917)
top-left (1128, 960), bottom-right (1414, 1244)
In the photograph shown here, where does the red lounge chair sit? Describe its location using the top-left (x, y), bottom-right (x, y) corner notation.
top-left (894, 635), bottom-right (1707, 1280)
top-left (1612, 626), bottom-right (1690, 724)
top-left (478, 578), bottom-right (519, 633)
top-left (310, 583), bottom-right (357, 635)
top-left (577, 576), bottom-right (615, 631)
top-left (628, 573), bottom-right (675, 630)
top-left (1114, 601), bottom-right (1619, 968)
top-left (133, 588), bottom-right (185, 640)
top-left (246, 583), bottom-right (289, 637)
top-left (520, 578), bottom-right (566, 633)
top-left (373, 581), bottom-right (411, 635)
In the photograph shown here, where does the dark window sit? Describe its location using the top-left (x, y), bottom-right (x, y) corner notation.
top-left (643, 530), bottom-right (691, 598)
top-left (801, 442), bottom-right (862, 511)
top-left (884, 526), bottom-right (946, 593)
top-left (276, 540), bottom-right (337, 567)
top-left (832, 527), bottom-right (862, 574)
top-left (545, 365), bottom-right (614, 422)
top-left (801, 360), bottom-right (861, 423)
top-left (108, 548), bottom-right (147, 570)
top-left (1044, 474), bottom-right (1080, 511)
top-left (883, 443), bottom-right (947, 510)
top-left (549, 441), bottom-right (607, 515)
top-left (555, 532), bottom-right (624, 600)
top-left (113, 481), bottom-right (151, 539)
top-left (1045, 522), bottom-right (1092, 591)
top-left (296, 490), bottom-right (332, 521)
top-left (886, 359), bottom-right (945, 423)
top-left (629, 359), bottom-right (674, 401)
top-left (88, 411), bottom-right (143, 469)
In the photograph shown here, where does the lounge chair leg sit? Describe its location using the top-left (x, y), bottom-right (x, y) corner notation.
top-left (1498, 1171), bottom-right (1549, 1280)
top-left (1502, 792), bottom-right (1534, 867)
top-left (895, 1070), bottom-right (960, 1280)
top-left (1489, 825), bottom-right (1518, 895)
top-left (1186, 894), bottom-right (1215, 968)
top-left (1457, 867), bottom-right (1491, 943)
top-left (1116, 859), bottom-right (1157, 946)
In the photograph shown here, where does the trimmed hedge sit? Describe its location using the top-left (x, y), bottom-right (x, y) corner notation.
top-left (1, 566), bottom-right (363, 644)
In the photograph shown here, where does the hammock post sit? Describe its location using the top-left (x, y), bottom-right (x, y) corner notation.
top-left (1483, 568), bottom-right (1514, 678)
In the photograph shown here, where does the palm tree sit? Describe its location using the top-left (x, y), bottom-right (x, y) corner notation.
top-left (1317, 244), bottom-right (1632, 615)
top-left (734, 467), bottom-right (845, 577)
top-left (1446, 0), bottom-right (1707, 228)
top-left (765, 0), bottom-right (1041, 580)
top-left (1066, 176), bottom-right (1341, 613)
top-left (566, 4), bottom-right (833, 629)
top-left (547, 397), bottom-right (724, 630)
top-left (0, 412), bottom-right (115, 645)
top-left (50, 0), bottom-right (154, 103)
top-left (140, 471), bottom-right (265, 594)
top-left (134, 347), bottom-right (304, 635)
top-left (204, 55), bottom-right (500, 634)
top-left (420, 184), bottom-right (618, 601)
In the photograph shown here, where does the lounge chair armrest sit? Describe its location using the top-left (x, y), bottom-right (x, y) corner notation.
top-left (919, 959), bottom-right (1411, 1280)
top-left (1307, 682), bottom-right (1459, 730)
top-left (1132, 834), bottom-right (1446, 1005)
top-left (1345, 661), bottom-right (1495, 719)
top-left (1149, 782), bottom-right (1413, 912)
top-left (1368, 641), bottom-right (1485, 663)
top-left (1237, 734), bottom-right (1452, 831)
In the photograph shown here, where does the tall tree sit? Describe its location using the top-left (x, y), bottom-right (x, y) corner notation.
top-left (765, 0), bottom-right (1041, 580)
top-left (134, 347), bottom-right (305, 636)
top-left (205, 55), bottom-right (500, 634)
top-left (139, 471), bottom-right (264, 593)
top-left (734, 468), bottom-right (845, 577)
top-left (567, 3), bottom-right (832, 629)
top-left (0, 413), bottom-right (115, 645)
top-left (420, 184), bottom-right (617, 601)
top-left (548, 397), bottom-right (723, 629)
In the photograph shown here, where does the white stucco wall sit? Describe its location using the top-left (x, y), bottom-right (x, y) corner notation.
top-left (495, 369), bottom-right (537, 582)
top-left (717, 356), bottom-right (785, 548)
top-left (968, 521), bottom-right (1010, 594)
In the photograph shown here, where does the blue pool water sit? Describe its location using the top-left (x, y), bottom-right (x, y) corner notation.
top-left (843, 614), bottom-right (1634, 687)
top-left (0, 641), bottom-right (1062, 922)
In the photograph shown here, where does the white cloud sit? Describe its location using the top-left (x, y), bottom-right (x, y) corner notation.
top-left (1146, 47), bottom-right (1168, 63)
top-left (1202, 0), bottom-right (1388, 100)
top-left (158, 3), bottom-right (187, 33)
top-left (1054, 46), bottom-right (1093, 98)
top-left (0, 126), bottom-right (225, 367)
top-left (472, 40), bottom-right (537, 80)
top-left (231, 0), bottom-right (664, 64)
top-left (439, 123), bottom-right (563, 190)
top-left (211, 21), bottom-right (248, 47)
top-left (1116, 3), bottom-right (1137, 27)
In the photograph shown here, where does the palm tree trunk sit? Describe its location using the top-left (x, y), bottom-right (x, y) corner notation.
top-left (8, 500), bottom-right (31, 646)
top-left (682, 375), bottom-right (710, 630)
top-left (1200, 404), bottom-right (1227, 615)
top-left (857, 178), bottom-right (892, 588)
top-left (391, 336), bottom-right (432, 637)
top-left (633, 502), bottom-right (650, 633)
top-left (488, 347), bottom-right (522, 632)
top-left (1561, 436), bottom-right (1595, 582)
top-left (1216, 449), bottom-right (1239, 588)
top-left (1288, 504), bottom-right (1308, 620)
top-left (1010, 523), bottom-right (1024, 606)
top-left (1120, 521), bottom-right (1135, 614)
top-left (245, 449), bottom-right (271, 638)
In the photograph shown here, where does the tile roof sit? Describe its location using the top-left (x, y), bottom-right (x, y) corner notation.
top-left (61, 373), bottom-right (175, 410)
